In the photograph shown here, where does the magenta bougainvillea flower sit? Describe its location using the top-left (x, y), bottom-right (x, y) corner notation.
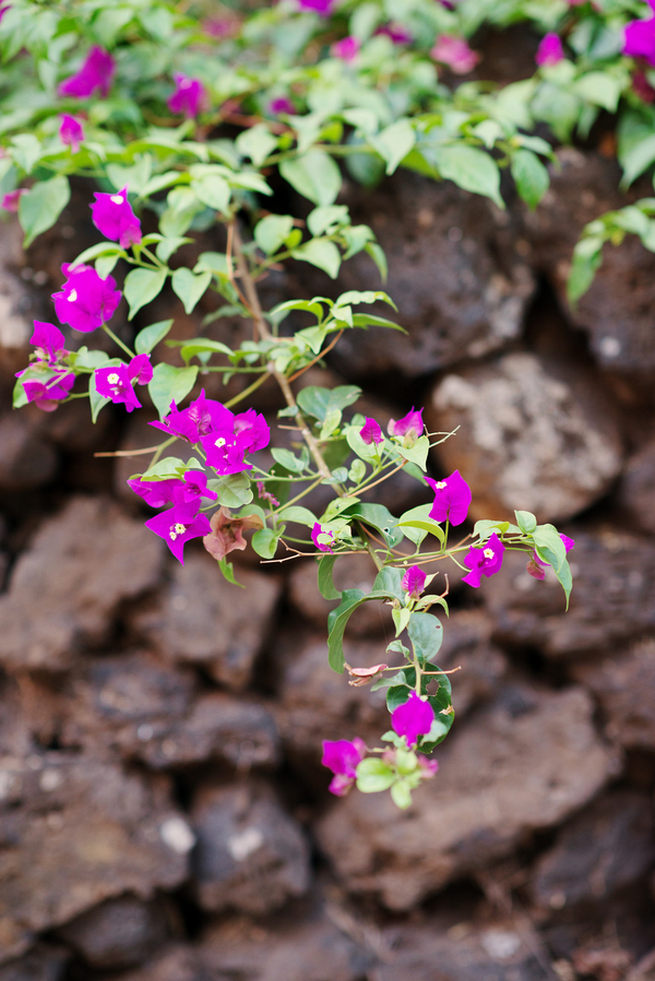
top-left (321, 738), bottom-right (366, 796)
top-left (461, 532), bottom-right (505, 587)
top-left (58, 46), bottom-right (115, 98)
top-left (0, 5), bottom-right (11, 23)
top-left (167, 74), bottom-right (207, 117)
top-left (59, 114), bottom-right (84, 152)
top-left (360, 416), bottom-right (383, 445)
top-left (94, 355), bottom-right (151, 413)
top-left (331, 36), bottom-right (361, 61)
top-left (388, 406), bottom-right (423, 440)
top-left (30, 321), bottom-right (67, 365)
top-left (401, 565), bottom-right (426, 599)
top-left (144, 504), bottom-right (212, 564)
top-left (536, 33), bottom-right (565, 67)
top-left (311, 522), bottom-right (335, 553)
top-left (375, 23), bottom-right (412, 45)
top-left (150, 390), bottom-right (232, 442)
top-left (431, 35), bottom-right (479, 73)
top-left (52, 263), bottom-right (121, 333)
top-left (127, 476), bottom-right (184, 508)
top-left (297, 0), bottom-right (335, 15)
top-left (391, 691), bottom-right (435, 747)
top-left (129, 469), bottom-right (218, 510)
top-left (268, 96), bottom-right (296, 116)
top-left (200, 408), bottom-right (270, 475)
top-left (19, 369), bottom-right (75, 412)
top-left (527, 533), bottom-right (575, 580)
top-left (90, 186), bottom-right (142, 248)
top-left (1, 189), bottom-right (24, 212)
top-left (425, 470), bottom-right (471, 526)
top-left (624, 3), bottom-right (655, 66)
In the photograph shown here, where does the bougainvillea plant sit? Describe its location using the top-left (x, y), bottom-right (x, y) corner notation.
top-left (4, 0), bottom-right (649, 807)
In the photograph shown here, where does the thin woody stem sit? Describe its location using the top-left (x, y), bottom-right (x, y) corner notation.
top-left (231, 221), bottom-right (338, 488)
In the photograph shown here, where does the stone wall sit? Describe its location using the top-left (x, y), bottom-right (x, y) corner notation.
top-left (1, 151), bottom-right (654, 981)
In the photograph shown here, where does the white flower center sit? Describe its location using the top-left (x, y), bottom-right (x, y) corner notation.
top-left (67, 289), bottom-right (78, 302)
top-left (483, 548), bottom-right (495, 560)
top-left (107, 372), bottom-right (120, 385)
top-left (435, 481), bottom-right (447, 490)
top-left (110, 194), bottom-right (124, 205)
top-left (215, 437), bottom-right (226, 448)
top-left (169, 522), bottom-right (187, 541)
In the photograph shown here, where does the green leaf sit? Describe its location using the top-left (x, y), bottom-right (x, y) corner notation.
top-left (134, 319), bottom-right (173, 355)
top-left (307, 205), bottom-right (348, 237)
top-left (573, 72), bottom-right (621, 113)
top-left (212, 472), bottom-right (253, 508)
top-left (618, 110), bottom-right (655, 187)
top-left (192, 173), bottom-right (230, 213)
top-left (390, 780), bottom-right (413, 810)
top-left (88, 372), bottom-right (111, 423)
top-left (178, 338), bottom-right (234, 364)
top-left (433, 145), bottom-right (504, 209)
top-left (356, 758), bottom-right (395, 793)
top-left (341, 502), bottom-right (403, 547)
top-left (515, 509), bottom-right (537, 534)
top-left (270, 447), bottom-right (306, 473)
top-left (217, 558), bottom-right (244, 588)
top-left (18, 175), bottom-right (70, 247)
top-left (398, 505), bottom-right (446, 547)
top-left (370, 119), bottom-right (415, 175)
top-left (124, 267), bottom-right (167, 319)
top-left (408, 612), bottom-right (443, 663)
top-left (147, 363), bottom-right (198, 420)
top-left (172, 268), bottom-right (211, 314)
top-left (236, 123), bottom-right (278, 166)
top-left (511, 149), bottom-right (549, 210)
top-left (276, 505), bottom-right (315, 525)
top-left (297, 385), bottom-right (361, 422)
top-left (251, 527), bottom-right (279, 558)
top-left (291, 239), bottom-right (341, 279)
top-left (395, 435), bottom-right (429, 471)
top-left (254, 214), bottom-right (295, 255)
top-left (327, 588), bottom-right (366, 672)
top-left (280, 149), bottom-right (342, 206)
top-left (317, 554), bottom-right (341, 600)
top-left (567, 236), bottom-right (603, 303)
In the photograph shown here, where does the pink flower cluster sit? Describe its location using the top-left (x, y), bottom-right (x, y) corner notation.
top-left (128, 390), bottom-right (269, 562)
top-left (321, 691), bottom-right (436, 797)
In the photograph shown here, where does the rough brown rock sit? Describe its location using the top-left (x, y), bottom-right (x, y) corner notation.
top-left (329, 173), bottom-right (534, 379)
top-left (105, 945), bottom-right (208, 981)
top-left (61, 650), bottom-right (280, 770)
top-left (131, 554), bottom-right (280, 689)
top-left (615, 437), bottom-right (655, 535)
top-left (55, 895), bottom-right (169, 970)
top-left (0, 753), bottom-right (192, 962)
top-left (190, 782), bottom-right (311, 916)
top-left (483, 528), bottom-right (655, 659)
top-left (377, 913), bottom-right (558, 981)
top-left (571, 639), bottom-right (655, 750)
top-left (316, 686), bottom-right (618, 910)
top-left (530, 791), bottom-right (655, 912)
top-left (199, 910), bottom-right (376, 981)
top-left (0, 496), bottom-right (164, 673)
top-left (425, 352), bottom-right (623, 523)
top-left (0, 946), bottom-right (68, 981)
top-left (0, 411), bottom-right (58, 490)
